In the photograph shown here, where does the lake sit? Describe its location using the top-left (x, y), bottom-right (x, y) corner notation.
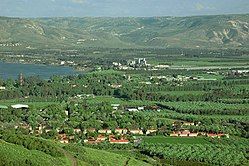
top-left (0, 61), bottom-right (81, 80)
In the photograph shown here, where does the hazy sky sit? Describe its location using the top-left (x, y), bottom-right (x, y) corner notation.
top-left (0, 0), bottom-right (249, 18)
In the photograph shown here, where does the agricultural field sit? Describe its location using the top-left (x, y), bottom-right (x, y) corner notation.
top-left (0, 5), bottom-right (249, 166)
top-left (0, 100), bottom-right (59, 109)
top-left (86, 96), bottom-right (157, 107)
top-left (161, 101), bottom-right (249, 115)
top-left (0, 140), bottom-right (66, 166)
top-left (63, 144), bottom-right (153, 166)
top-left (139, 142), bottom-right (248, 166)
top-left (142, 136), bottom-right (210, 144)
top-left (0, 37), bottom-right (248, 166)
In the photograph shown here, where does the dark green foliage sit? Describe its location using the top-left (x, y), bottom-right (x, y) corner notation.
top-left (139, 142), bottom-right (248, 166)
top-left (0, 131), bottom-right (63, 157)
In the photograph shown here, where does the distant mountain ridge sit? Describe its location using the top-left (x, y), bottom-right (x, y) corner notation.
top-left (0, 14), bottom-right (249, 49)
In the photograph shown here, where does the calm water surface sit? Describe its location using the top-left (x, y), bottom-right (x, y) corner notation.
top-left (0, 61), bottom-right (81, 79)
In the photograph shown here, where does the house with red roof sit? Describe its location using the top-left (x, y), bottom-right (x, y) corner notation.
top-left (58, 133), bottom-right (69, 144)
top-left (84, 137), bottom-right (101, 144)
top-left (170, 130), bottom-right (198, 137)
top-left (109, 135), bottom-right (129, 144)
top-left (109, 139), bottom-right (129, 144)
top-left (207, 133), bottom-right (229, 138)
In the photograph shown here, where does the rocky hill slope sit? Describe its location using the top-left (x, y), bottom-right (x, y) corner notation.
top-left (0, 14), bottom-right (248, 49)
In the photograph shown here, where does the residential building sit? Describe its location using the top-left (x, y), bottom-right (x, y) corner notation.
top-left (0, 86), bottom-right (6, 90)
top-left (115, 128), bottom-right (128, 134)
top-left (109, 139), bottom-right (129, 144)
top-left (188, 133), bottom-right (198, 137)
top-left (97, 135), bottom-right (106, 141)
top-left (11, 104), bottom-right (29, 109)
top-left (74, 128), bottom-right (81, 133)
top-left (98, 129), bottom-right (112, 134)
top-left (87, 128), bottom-right (96, 133)
top-left (146, 129), bottom-right (157, 135)
top-left (129, 129), bottom-right (143, 135)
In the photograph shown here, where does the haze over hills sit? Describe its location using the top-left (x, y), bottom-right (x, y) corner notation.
top-left (0, 14), bottom-right (249, 49)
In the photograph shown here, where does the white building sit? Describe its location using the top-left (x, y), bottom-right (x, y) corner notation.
top-left (11, 104), bottom-right (29, 109)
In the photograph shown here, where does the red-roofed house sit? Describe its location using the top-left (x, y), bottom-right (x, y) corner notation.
top-left (84, 138), bottom-right (100, 144)
top-left (109, 135), bottom-right (129, 144)
top-left (58, 133), bottom-right (69, 144)
top-left (207, 133), bottom-right (229, 138)
top-left (170, 130), bottom-right (196, 137)
top-left (109, 139), bottom-right (129, 144)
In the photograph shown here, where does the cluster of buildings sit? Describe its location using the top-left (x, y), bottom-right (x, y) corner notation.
top-left (128, 58), bottom-right (148, 67)
top-left (170, 130), bottom-right (229, 138)
top-left (108, 84), bottom-right (122, 89)
top-left (56, 128), bottom-right (157, 144)
top-left (150, 75), bottom-right (200, 82)
top-left (170, 121), bottom-right (229, 138)
top-left (229, 70), bottom-right (249, 77)
top-left (59, 60), bottom-right (76, 66)
top-left (0, 42), bottom-right (22, 47)
top-left (84, 134), bottom-right (130, 144)
top-left (112, 58), bottom-right (173, 71)
top-left (112, 58), bottom-right (150, 70)
top-left (82, 128), bottom-right (157, 145)
top-left (110, 104), bottom-right (161, 112)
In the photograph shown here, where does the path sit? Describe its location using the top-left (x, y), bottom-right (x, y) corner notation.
top-left (59, 147), bottom-right (78, 166)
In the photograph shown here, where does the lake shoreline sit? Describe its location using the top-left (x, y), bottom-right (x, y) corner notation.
top-left (0, 61), bottom-right (83, 80)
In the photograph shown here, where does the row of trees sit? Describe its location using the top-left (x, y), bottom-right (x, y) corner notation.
top-left (139, 143), bottom-right (248, 166)
top-left (161, 102), bottom-right (249, 115)
top-left (0, 130), bottom-right (63, 157)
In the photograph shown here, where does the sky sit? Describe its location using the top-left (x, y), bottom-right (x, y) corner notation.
top-left (0, 0), bottom-right (249, 18)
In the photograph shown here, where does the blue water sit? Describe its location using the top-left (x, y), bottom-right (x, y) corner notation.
top-left (0, 61), bottom-right (81, 79)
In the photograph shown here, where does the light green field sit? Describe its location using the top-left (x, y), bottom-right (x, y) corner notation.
top-left (64, 145), bottom-right (152, 166)
top-left (142, 136), bottom-right (210, 145)
top-left (0, 100), bottom-right (59, 109)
